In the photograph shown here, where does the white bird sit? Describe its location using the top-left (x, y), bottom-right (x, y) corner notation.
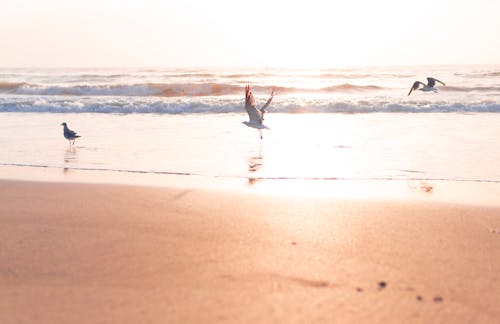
top-left (408, 77), bottom-right (446, 96)
top-left (61, 122), bottom-right (81, 145)
top-left (243, 85), bottom-right (274, 139)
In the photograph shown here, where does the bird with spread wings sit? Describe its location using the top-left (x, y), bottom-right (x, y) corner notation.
top-left (408, 77), bottom-right (446, 96)
top-left (243, 85), bottom-right (274, 139)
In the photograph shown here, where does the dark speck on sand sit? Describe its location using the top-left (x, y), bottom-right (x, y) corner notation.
top-left (433, 296), bottom-right (444, 303)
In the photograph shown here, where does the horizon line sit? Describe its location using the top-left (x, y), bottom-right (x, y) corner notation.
top-left (1, 63), bottom-right (499, 70)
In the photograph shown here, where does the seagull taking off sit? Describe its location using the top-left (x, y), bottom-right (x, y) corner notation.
top-left (61, 122), bottom-right (81, 145)
top-left (243, 85), bottom-right (274, 139)
top-left (408, 77), bottom-right (446, 96)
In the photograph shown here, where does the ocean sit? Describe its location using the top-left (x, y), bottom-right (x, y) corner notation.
top-left (0, 65), bottom-right (499, 198)
top-left (1, 65), bottom-right (499, 114)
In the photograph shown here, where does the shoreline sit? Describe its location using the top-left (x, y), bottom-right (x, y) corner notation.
top-left (1, 164), bottom-right (500, 207)
top-left (1, 180), bottom-right (499, 323)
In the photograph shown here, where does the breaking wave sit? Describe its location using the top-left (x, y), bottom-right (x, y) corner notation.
top-left (2, 82), bottom-right (499, 98)
top-left (0, 82), bottom-right (25, 91)
top-left (2, 66), bottom-right (499, 115)
top-left (454, 71), bottom-right (500, 78)
top-left (0, 82), bottom-right (385, 97)
top-left (441, 86), bottom-right (500, 92)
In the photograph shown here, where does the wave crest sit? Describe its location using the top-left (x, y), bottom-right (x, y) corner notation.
top-left (0, 82), bottom-right (387, 97)
top-left (0, 82), bottom-right (25, 92)
top-left (441, 86), bottom-right (500, 92)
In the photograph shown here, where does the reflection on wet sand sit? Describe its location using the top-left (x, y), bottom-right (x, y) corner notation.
top-left (420, 182), bottom-right (434, 193)
top-left (64, 147), bottom-right (78, 162)
top-left (248, 144), bottom-right (263, 186)
top-left (63, 147), bottom-right (78, 175)
top-left (407, 181), bottom-right (435, 194)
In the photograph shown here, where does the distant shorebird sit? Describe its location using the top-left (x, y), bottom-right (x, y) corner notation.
top-left (243, 85), bottom-right (274, 139)
top-left (61, 122), bottom-right (81, 145)
top-left (408, 77), bottom-right (446, 96)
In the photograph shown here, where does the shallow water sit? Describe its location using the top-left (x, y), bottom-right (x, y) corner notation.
top-left (1, 112), bottom-right (498, 183)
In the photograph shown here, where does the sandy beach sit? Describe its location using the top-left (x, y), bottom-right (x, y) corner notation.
top-left (3, 0), bottom-right (500, 322)
top-left (1, 180), bottom-right (499, 323)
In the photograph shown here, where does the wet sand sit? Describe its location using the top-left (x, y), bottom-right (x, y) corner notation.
top-left (0, 180), bottom-right (499, 323)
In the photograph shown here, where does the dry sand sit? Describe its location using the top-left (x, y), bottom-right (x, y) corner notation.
top-left (0, 180), bottom-right (499, 323)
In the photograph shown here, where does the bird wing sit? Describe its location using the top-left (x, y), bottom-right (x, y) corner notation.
top-left (64, 127), bottom-right (78, 138)
top-left (259, 89), bottom-right (274, 120)
top-left (408, 81), bottom-right (424, 96)
top-left (245, 85), bottom-right (263, 124)
top-left (68, 129), bottom-right (78, 137)
top-left (428, 77), bottom-right (445, 87)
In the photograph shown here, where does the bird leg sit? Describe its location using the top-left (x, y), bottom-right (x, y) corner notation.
top-left (259, 129), bottom-right (263, 139)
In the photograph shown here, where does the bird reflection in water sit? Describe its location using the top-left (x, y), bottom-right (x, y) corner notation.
top-left (64, 146), bottom-right (78, 163)
top-left (247, 144), bottom-right (264, 186)
top-left (63, 146), bottom-right (78, 175)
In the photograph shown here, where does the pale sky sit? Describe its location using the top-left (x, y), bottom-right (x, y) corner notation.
top-left (1, 0), bottom-right (499, 68)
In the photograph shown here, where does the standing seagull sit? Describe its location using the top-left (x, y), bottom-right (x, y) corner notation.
top-left (61, 122), bottom-right (81, 145)
top-left (243, 85), bottom-right (274, 139)
top-left (408, 77), bottom-right (446, 96)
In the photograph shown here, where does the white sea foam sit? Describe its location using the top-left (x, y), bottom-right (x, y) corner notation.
top-left (1, 95), bottom-right (499, 114)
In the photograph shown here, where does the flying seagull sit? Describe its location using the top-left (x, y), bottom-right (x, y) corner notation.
top-left (243, 85), bottom-right (274, 139)
top-left (61, 122), bottom-right (81, 145)
top-left (408, 77), bottom-right (446, 96)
